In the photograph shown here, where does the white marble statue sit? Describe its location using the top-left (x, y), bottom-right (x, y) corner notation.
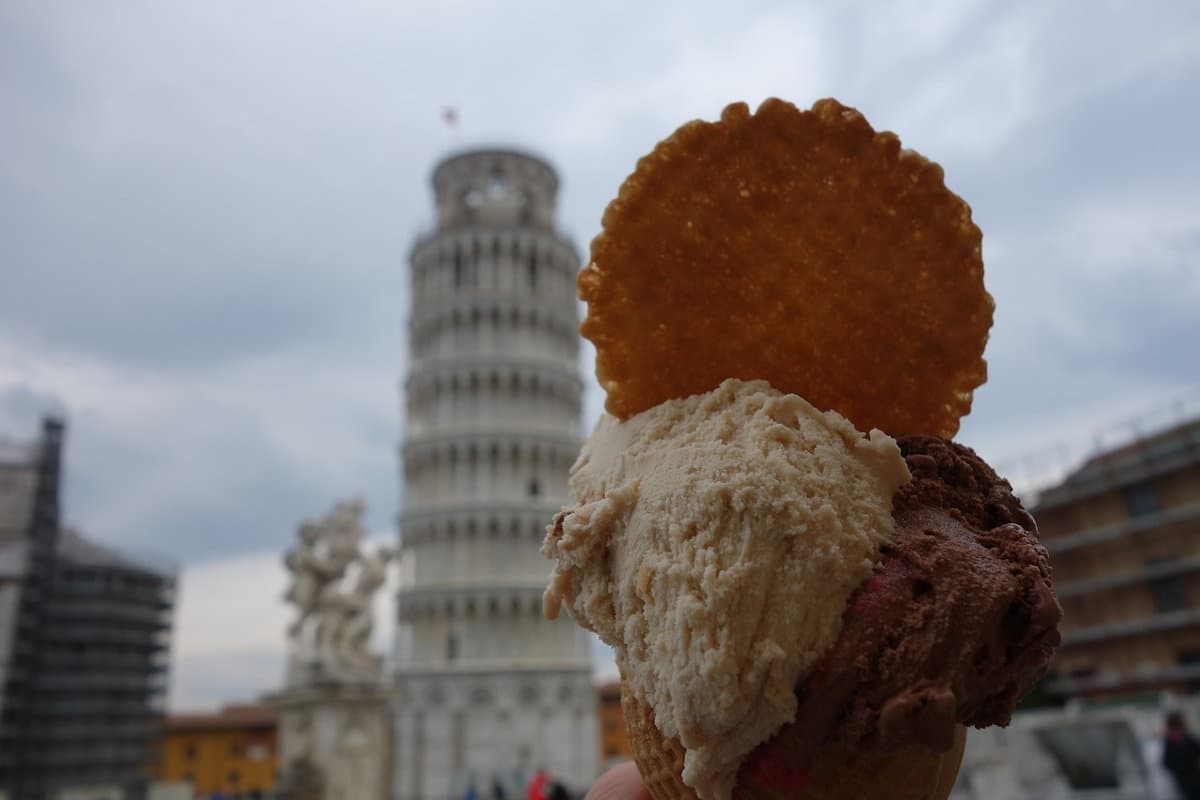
top-left (283, 498), bottom-right (392, 683)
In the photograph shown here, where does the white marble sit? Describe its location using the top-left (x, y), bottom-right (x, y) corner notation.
top-left (273, 683), bottom-right (390, 800)
top-left (283, 498), bottom-right (392, 685)
top-left (395, 150), bottom-right (598, 799)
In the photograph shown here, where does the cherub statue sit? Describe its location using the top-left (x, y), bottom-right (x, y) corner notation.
top-left (283, 497), bottom-right (391, 682)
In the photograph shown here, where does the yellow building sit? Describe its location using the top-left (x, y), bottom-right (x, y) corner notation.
top-left (159, 704), bottom-right (277, 797)
top-left (1035, 415), bottom-right (1200, 699)
top-left (596, 682), bottom-right (632, 767)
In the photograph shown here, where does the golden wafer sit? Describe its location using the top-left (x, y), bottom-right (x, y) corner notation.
top-left (579, 97), bottom-right (992, 437)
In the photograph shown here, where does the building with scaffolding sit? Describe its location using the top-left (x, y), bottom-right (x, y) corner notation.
top-left (0, 418), bottom-right (176, 800)
top-left (1034, 412), bottom-right (1200, 699)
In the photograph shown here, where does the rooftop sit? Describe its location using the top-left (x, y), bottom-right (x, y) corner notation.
top-left (57, 527), bottom-right (176, 578)
top-left (166, 703), bottom-right (276, 732)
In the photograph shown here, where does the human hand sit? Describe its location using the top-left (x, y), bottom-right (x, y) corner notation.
top-left (585, 762), bottom-right (652, 800)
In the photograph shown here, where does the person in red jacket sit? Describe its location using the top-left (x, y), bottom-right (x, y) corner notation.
top-left (526, 769), bottom-right (550, 800)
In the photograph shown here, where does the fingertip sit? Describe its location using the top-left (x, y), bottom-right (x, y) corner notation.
top-left (585, 761), bottom-right (652, 800)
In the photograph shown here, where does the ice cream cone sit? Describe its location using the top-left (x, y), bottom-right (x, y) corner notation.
top-left (621, 679), bottom-right (966, 800)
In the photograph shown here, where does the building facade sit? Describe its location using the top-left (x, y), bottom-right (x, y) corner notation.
top-left (1035, 415), bottom-right (1200, 699)
top-left (394, 149), bottom-right (596, 799)
top-left (0, 419), bottom-right (176, 800)
top-left (595, 683), bottom-right (631, 770)
top-left (158, 704), bottom-right (277, 797)
top-left (0, 418), bottom-right (64, 800)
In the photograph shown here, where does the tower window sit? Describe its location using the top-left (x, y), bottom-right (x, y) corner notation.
top-left (528, 479), bottom-right (541, 498)
top-left (447, 634), bottom-right (459, 662)
top-left (528, 253), bottom-right (537, 289)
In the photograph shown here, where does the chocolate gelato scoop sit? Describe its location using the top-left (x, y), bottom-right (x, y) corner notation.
top-left (738, 435), bottom-right (1062, 788)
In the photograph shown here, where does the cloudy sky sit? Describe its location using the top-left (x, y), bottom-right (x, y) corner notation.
top-left (1, 1), bottom-right (1198, 710)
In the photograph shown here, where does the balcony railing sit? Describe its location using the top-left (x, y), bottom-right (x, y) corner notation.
top-left (1046, 662), bottom-right (1200, 695)
top-left (1043, 502), bottom-right (1200, 556)
top-left (1061, 608), bottom-right (1200, 647)
top-left (48, 599), bottom-right (173, 628)
top-left (1057, 555), bottom-right (1200, 599)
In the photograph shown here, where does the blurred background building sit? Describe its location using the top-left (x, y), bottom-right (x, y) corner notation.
top-left (1035, 413), bottom-right (1200, 701)
top-left (595, 682), bottom-right (631, 770)
top-left (0, 419), bottom-right (176, 800)
top-left (157, 704), bottom-right (277, 798)
top-left (393, 149), bottom-right (596, 799)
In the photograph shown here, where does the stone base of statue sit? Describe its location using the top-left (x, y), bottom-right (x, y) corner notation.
top-left (270, 678), bottom-right (389, 800)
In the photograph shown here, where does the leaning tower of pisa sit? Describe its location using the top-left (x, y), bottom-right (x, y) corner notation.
top-left (393, 150), bottom-right (597, 800)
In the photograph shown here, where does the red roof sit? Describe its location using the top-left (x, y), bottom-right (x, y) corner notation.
top-left (167, 703), bottom-right (276, 731)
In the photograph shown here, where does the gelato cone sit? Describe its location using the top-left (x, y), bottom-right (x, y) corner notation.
top-left (542, 97), bottom-right (1062, 800)
top-left (621, 680), bottom-right (966, 800)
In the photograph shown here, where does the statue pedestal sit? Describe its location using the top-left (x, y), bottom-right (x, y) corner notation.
top-left (270, 680), bottom-right (390, 800)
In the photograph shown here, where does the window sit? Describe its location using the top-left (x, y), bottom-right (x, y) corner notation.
top-left (230, 740), bottom-right (243, 758)
top-left (528, 479), bottom-right (540, 498)
top-left (184, 742), bottom-right (197, 760)
top-left (446, 634), bottom-right (459, 662)
top-left (1178, 649), bottom-right (1200, 666)
top-left (1178, 649), bottom-right (1200, 692)
top-left (1125, 483), bottom-right (1161, 517)
top-left (1148, 574), bottom-right (1190, 612)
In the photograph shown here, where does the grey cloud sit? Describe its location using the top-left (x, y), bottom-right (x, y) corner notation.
top-left (0, 384), bottom-right (66, 432)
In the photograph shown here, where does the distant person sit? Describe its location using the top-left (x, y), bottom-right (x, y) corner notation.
top-left (1163, 711), bottom-right (1200, 799)
top-left (526, 768), bottom-right (549, 800)
top-left (548, 779), bottom-right (569, 800)
top-left (492, 774), bottom-right (507, 800)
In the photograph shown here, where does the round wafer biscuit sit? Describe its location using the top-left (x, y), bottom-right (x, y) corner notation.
top-left (579, 97), bottom-right (992, 437)
top-left (620, 677), bottom-right (965, 800)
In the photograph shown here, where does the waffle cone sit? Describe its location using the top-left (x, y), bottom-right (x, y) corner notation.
top-left (620, 679), bottom-right (965, 800)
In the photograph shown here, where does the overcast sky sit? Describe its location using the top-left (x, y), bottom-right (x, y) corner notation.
top-left (2, 1), bottom-right (1198, 710)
